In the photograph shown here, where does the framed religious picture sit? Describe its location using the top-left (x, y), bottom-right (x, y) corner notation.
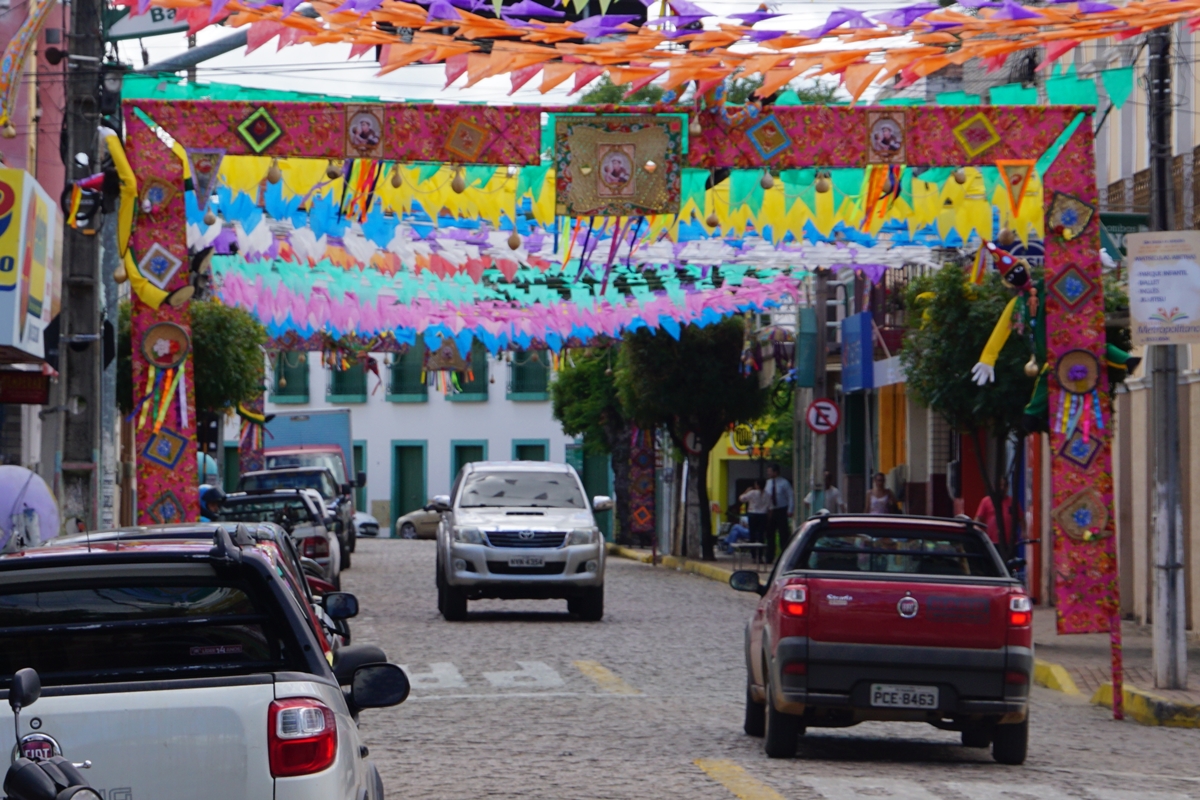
top-left (866, 110), bottom-right (906, 165)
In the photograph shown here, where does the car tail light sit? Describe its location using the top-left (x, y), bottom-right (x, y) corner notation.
top-left (1005, 671), bottom-right (1028, 685)
top-left (780, 585), bottom-right (807, 617)
top-left (302, 538), bottom-right (330, 559)
top-left (1008, 595), bottom-right (1032, 626)
top-left (782, 662), bottom-right (807, 676)
top-left (268, 699), bottom-right (337, 777)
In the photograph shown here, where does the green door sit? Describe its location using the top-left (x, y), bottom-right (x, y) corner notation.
top-left (222, 445), bottom-right (241, 493)
top-left (353, 442), bottom-right (366, 511)
top-left (393, 445), bottom-right (426, 525)
top-left (452, 443), bottom-right (486, 482)
top-left (515, 443), bottom-right (547, 461)
top-left (581, 443), bottom-right (612, 540)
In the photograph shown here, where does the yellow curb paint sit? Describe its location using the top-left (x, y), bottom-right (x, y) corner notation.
top-left (606, 543), bottom-right (654, 563)
top-left (1091, 682), bottom-right (1200, 728)
top-left (694, 759), bottom-right (786, 800)
top-left (605, 544), bottom-right (735, 584)
top-left (573, 660), bottom-right (641, 695)
top-left (1033, 658), bottom-right (1082, 695)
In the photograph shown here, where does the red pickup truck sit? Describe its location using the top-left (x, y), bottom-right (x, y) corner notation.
top-left (730, 513), bottom-right (1032, 764)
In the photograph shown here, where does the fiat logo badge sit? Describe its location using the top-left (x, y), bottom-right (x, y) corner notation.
top-left (897, 596), bottom-right (919, 619)
top-left (14, 733), bottom-right (62, 762)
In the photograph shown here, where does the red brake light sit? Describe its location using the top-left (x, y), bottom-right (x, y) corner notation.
top-left (780, 585), bottom-right (807, 617)
top-left (1008, 595), bottom-right (1032, 626)
top-left (302, 538), bottom-right (330, 559)
top-left (268, 699), bottom-right (337, 777)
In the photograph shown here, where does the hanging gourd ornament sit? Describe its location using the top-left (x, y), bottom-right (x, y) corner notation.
top-left (1024, 354), bottom-right (1040, 377)
top-left (760, 172), bottom-right (775, 190)
top-left (689, 117), bottom-right (703, 136)
top-left (267, 159), bottom-right (282, 185)
top-left (953, 168), bottom-right (967, 184)
top-left (326, 160), bottom-right (342, 180)
top-left (390, 165), bottom-right (402, 189)
top-left (507, 231), bottom-right (521, 250)
top-left (815, 172), bottom-right (831, 193)
top-left (278, 376), bottom-right (288, 389)
top-left (203, 209), bottom-right (217, 226)
top-left (998, 227), bottom-right (1016, 246)
top-left (705, 211), bottom-right (720, 228)
top-left (1, 124), bottom-right (15, 139)
top-left (451, 169), bottom-right (467, 194)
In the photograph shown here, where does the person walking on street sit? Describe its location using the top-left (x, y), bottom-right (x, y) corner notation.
top-left (868, 472), bottom-right (900, 514)
top-left (739, 481), bottom-right (769, 559)
top-left (974, 475), bottom-right (1013, 548)
top-left (804, 471), bottom-right (845, 514)
top-left (763, 463), bottom-right (793, 562)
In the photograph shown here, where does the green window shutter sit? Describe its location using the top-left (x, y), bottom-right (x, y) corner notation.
top-left (272, 351), bottom-right (309, 403)
top-left (508, 349), bottom-right (549, 400)
top-left (222, 445), bottom-right (241, 493)
top-left (389, 342), bottom-right (428, 400)
top-left (329, 362), bottom-right (367, 401)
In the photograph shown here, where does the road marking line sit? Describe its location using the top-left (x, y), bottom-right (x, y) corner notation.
top-left (946, 781), bottom-right (1076, 800)
top-left (694, 759), bottom-right (785, 800)
top-left (482, 661), bottom-right (565, 689)
top-left (573, 660), bottom-right (641, 695)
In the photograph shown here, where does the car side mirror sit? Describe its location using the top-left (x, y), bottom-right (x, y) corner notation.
top-left (592, 495), bottom-right (613, 512)
top-left (729, 570), bottom-right (765, 596)
top-left (1006, 557), bottom-right (1027, 574)
top-left (429, 495), bottom-right (451, 512)
top-left (340, 482), bottom-right (353, 496)
top-left (356, 471), bottom-right (366, 489)
top-left (351, 663), bottom-right (410, 709)
top-left (322, 591), bottom-right (359, 620)
top-left (9, 667), bottom-right (40, 712)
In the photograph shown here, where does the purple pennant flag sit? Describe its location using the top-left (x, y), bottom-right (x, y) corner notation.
top-left (957, 0), bottom-right (1000, 7)
top-left (426, 0), bottom-right (462, 19)
top-left (802, 7), bottom-right (874, 38)
top-left (569, 14), bottom-right (638, 36)
top-left (504, 0), bottom-right (564, 17)
top-left (728, 11), bottom-right (782, 24)
top-left (746, 29), bottom-right (786, 41)
top-left (991, 0), bottom-right (1042, 19)
top-left (281, 0), bottom-right (305, 17)
top-left (646, 14), bottom-right (706, 26)
top-left (873, 3), bottom-right (939, 26)
top-left (1076, 1), bottom-right (1116, 10)
top-left (667, 0), bottom-right (711, 17)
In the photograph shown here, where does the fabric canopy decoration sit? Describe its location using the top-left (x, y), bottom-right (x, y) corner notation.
top-left (118, 0), bottom-right (1200, 102)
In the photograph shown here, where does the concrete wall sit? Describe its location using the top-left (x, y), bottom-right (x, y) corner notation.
top-left (226, 352), bottom-right (574, 530)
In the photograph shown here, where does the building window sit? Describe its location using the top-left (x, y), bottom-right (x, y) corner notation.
top-left (272, 351), bottom-right (309, 404)
top-left (512, 440), bottom-right (549, 461)
top-left (388, 342), bottom-right (427, 403)
top-left (508, 349), bottom-right (549, 401)
top-left (448, 343), bottom-right (488, 402)
top-left (328, 361), bottom-right (368, 403)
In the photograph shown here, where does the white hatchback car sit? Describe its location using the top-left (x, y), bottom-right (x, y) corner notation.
top-left (434, 461), bottom-right (610, 621)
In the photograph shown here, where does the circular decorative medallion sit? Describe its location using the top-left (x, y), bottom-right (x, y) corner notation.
top-left (141, 322), bottom-right (191, 369)
top-left (1055, 349), bottom-right (1100, 395)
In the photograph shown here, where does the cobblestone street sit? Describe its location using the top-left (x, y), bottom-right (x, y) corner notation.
top-left (347, 539), bottom-right (1200, 800)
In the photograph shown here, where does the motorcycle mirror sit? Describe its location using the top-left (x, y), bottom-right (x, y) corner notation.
top-left (9, 668), bottom-right (40, 712)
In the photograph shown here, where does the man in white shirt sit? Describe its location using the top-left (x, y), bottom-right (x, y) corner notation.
top-left (738, 482), bottom-right (769, 561)
top-left (804, 471), bottom-right (845, 515)
top-left (763, 463), bottom-right (793, 562)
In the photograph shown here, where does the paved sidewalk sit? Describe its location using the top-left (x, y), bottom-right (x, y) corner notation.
top-left (1033, 609), bottom-right (1200, 705)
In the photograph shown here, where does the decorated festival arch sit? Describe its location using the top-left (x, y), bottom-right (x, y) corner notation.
top-left (118, 99), bottom-right (1118, 699)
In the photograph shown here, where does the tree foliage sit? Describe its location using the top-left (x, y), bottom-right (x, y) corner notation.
top-left (580, 76), bottom-right (665, 105)
top-left (616, 318), bottom-right (767, 559)
top-left (901, 266), bottom-right (1034, 438)
top-left (118, 299), bottom-right (268, 414)
top-left (551, 346), bottom-right (636, 543)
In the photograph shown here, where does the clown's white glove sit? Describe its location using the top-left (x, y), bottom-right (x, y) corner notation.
top-left (970, 362), bottom-right (995, 386)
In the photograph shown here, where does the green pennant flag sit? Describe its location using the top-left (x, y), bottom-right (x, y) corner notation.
top-left (464, 165), bottom-right (495, 188)
top-left (979, 166), bottom-right (999, 201)
top-left (1100, 66), bottom-right (1134, 109)
top-left (914, 166), bottom-right (954, 187)
top-left (681, 168), bottom-right (708, 214)
top-left (516, 165), bottom-right (551, 201)
top-left (774, 90), bottom-right (803, 106)
top-left (934, 91), bottom-right (981, 106)
top-left (729, 170), bottom-right (764, 213)
top-left (781, 169), bottom-right (814, 212)
top-left (1046, 76), bottom-right (1098, 107)
top-left (831, 168), bottom-right (863, 198)
top-left (989, 83), bottom-right (1039, 105)
top-left (417, 164), bottom-right (441, 184)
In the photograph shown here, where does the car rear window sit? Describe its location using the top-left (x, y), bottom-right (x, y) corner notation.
top-left (458, 471), bottom-right (585, 509)
top-left (266, 454), bottom-right (346, 485)
top-left (220, 497), bottom-right (317, 526)
top-left (792, 529), bottom-right (1002, 578)
top-left (0, 582), bottom-right (302, 687)
top-left (240, 471), bottom-right (337, 498)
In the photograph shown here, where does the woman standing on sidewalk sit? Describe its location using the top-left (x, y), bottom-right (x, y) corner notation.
top-left (739, 482), bottom-right (769, 558)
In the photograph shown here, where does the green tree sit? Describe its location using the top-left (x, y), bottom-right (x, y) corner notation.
top-left (616, 317), bottom-right (767, 560)
top-left (580, 75), bottom-right (666, 105)
top-left (725, 76), bottom-right (840, 105)
top-left (550, 346), bottom-right (636, 543)
top-left (118, 299), bottom-right (268, 414)
top-left (902, 265), bottom-right (1034, 551)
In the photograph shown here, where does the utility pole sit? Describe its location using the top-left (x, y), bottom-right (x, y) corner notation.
top-left (1147, 24), bottom-right (1188, 690)
top-left (812, 269), bottom-right (829, 503)
top-left (49, 0), bottom-right (106, 530)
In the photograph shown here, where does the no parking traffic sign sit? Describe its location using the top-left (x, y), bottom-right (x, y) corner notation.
top-left (805, 399), bottom-right (841, 435)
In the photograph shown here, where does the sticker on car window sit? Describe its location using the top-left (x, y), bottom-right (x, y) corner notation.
top-left (189, 644), bottom-right (244, 657)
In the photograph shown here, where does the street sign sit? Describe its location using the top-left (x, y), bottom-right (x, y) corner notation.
top-left (104, 7), bottom-right (189, 41)
top-left (682, 431), bottom-right (703, 455)
top-left (805, 399), bottom-right (840, 435)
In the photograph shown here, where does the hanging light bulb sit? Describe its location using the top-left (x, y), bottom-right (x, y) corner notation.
top-left (508, 231), bottom-right (521, 250)
top-left (451, 169), bottom-right (466, 194)
top-left (326, 160), bottom-right (342, 180)
top-left (267, 158), bottom-right (282, 184)
top-left (760, 171), bottom-right (774, 190)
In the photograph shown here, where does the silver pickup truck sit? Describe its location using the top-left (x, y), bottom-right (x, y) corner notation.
top-left (0, 528), bottom-right (409, 800)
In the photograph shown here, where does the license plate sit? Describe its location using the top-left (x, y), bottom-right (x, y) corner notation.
top-left (870, 684), bottom-right (939, 709)
top-left (508, 556), bottom-right (545, 568)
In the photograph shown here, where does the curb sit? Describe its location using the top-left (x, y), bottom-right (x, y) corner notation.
top-left (1090, 682), bottom-right (1200, 728)
top-left (606, 544), bottom-right (734, 585)
top-left (1033, 659), bottom-right (1082, 695)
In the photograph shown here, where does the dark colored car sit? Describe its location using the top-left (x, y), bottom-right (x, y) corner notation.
top-left (219, 489), bottom-right (341, 588)
top-left (730, 513), bottom-right (1032, 764)
top-left (240, 468), bottom-right (356, 568)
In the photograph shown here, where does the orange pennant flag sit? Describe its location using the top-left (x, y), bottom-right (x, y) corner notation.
top-left (843, 62), bottom-right (883, 104)
top-left (539, 61), bottom-right (579, 93)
